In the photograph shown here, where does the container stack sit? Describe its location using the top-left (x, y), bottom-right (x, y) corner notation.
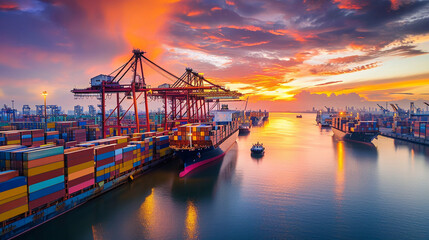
top-left (20, 131), bottom-right (32, 147)
top-left (413, 121), bottom-right (429, 139)
top-left (107, 136), bottom-right (129, 149)
top-left (170, 124), bottom-right (213, 148)
top-left (55, 121), bottom-right (78, 134)
top-left (64, 148), bottom-right (95, 195)
top-left (393, 121), bottom-right (411, 134)
top-left (94, 144), bottom-right (115, 184)
top-left (0, 172), bottom-right (28, 222)
top-left (45, 131), bottom-right (60, 144)
top-left (120, 145), bottom-right (135, 174)
top-left (155, 136), bottom-right (170, 159)
top-left (11, 147), bottom-right (65, 211)
top-left (86, 125), bottom-right (101, 141)
top-left (144, 138), bottom-right (153, 163)
top-left (46, 122), bottom-right (56, 132)
top-left (0, 131), bottom-right (20, 146)
top-left (31, 129), bottom-right (45, 147)
top-left (129, 142), bottom-right (144, 168)
top-left (354, 121), bottom-right (379, 132)
top-left (0, 145), bottom-right (27, 170)
top-left (69, 129), bottom-right (86, 143)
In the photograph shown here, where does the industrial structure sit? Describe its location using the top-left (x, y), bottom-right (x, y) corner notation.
top-left (72, 49), bottom-right (242, 138)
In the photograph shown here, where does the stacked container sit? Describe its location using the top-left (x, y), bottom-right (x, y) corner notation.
top-left (0, 172), bottom-right (28, 222)
top-left (120, 145), bottom-right (135, 174)
top-left (20, 131), bottom-right (32, 146)
top-left (155, 136), bottom-right (170, 159)
top-left (11, 147), bottom-right (65, 211)
top-left (31, 129), bottom-right (45, 147)
top-left (94, 144), bottom-right (115, 184)
top-left (144, 138), bottom-right (153, 163)
top-left (0, 145), bottom-right (27, 170)
top-left (0, 131), bottom-right (20, 146)
top-left (45, 131), bottom-right (60, 144)
top-left (64, 148), bottom-right (95, 195)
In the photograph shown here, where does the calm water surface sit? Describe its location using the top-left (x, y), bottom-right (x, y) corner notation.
top-left (18, 113), bottom-right (429, 240)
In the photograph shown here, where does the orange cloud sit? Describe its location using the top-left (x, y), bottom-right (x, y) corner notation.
top-left (332, 0), bottom-right (368, 10)
top-left (187, 11), bottom-right (204, 16)
top-left (211, 7), bottom-right (222, 11)
top-left (225, 0), bottom-right (235, 6)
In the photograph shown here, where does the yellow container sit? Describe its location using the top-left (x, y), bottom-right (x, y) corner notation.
top-left (68, 161), bottom-right (93, 174)
top-left (7, 140), bottom-right (20, 145)
top-left (25, 161), bottom-right (63, 177)
top-left (0, 185), bottom-right (27, 201)
top-left (69, 167), bottom-right (94, 181)
top-left (0, 204), bottom-right (28, 222)
top-left (0, 192), bottom-right (27, 206)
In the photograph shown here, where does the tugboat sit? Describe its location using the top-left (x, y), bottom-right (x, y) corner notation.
top-left (251, 142), bottom-right (265, 155)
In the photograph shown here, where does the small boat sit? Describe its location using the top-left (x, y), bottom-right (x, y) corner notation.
top-left (239, 123), bottom-right (251, 134)
top-left (296, 115), bottom-right (302, 118)
top-left (251, 142), bottom-right (265, 155)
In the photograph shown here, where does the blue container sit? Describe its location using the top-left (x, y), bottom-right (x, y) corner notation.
top-left (29, 182), bottom-right (65, 201)
top-left (29, 175), bottom-right (64, 193)
top-left (95, 151), bottom-right (114, 161)
top-left (0, 176), bottom-right (27, 192)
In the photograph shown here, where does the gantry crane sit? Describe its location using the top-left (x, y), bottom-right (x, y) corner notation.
top-left (71, 49), bottom-right (242, 137)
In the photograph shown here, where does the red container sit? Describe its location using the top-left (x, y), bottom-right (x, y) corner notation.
top-left (68, 173), bottom-right (94, 188)
top-left (94, 144), bottom-right (115, 154)
top-left (96, 157), bottom-right (114, 167)
top-left (25, 154), bottom-right (63, 169)
top-left (65, 148), bottom-right (94, 167)
top-left (0, 170), bottom-right (19, 182)
top-left (29, 189), bottom-right (65, 210)
top-left (28, 168), bottom-right (64, 186)
top-left (0, 196), bottom-right (27, 214)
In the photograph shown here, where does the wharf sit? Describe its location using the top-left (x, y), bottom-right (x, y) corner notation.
top-left (380, 128), bottom-right (429, 146)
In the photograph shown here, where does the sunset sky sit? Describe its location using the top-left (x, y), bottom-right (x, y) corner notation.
top-left (1, 0), bottom-right (429, 111)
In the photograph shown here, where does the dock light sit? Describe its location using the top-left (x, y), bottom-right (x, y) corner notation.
top-left (42, 91), bottom-right (48, 128)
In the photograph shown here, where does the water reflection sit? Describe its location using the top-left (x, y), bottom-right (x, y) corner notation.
top-left (250, 152), bottom-right (264, 163)
top-left (394, 139), bottom-right (429, 157)
top-left (332, 137), bottom-right (378, 161)
top-left (184, 201), bottom-right (199, 240)
top-left (335, 141), bottom-right (345, 203)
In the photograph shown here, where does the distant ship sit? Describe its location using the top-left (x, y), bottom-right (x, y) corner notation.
top-left (316, 107), bottom-right (335, 127)
top-left (296, 115), bottom-right (302, 118)
top-left (332, 114), bottom-right (379, 143)
top-left (170, 108), bottom-right (239, 177)
top-left (239, 122), bottom-right (251, 134)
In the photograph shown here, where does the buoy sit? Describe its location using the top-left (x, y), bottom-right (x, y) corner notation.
top-left (129, 175), bottom-right (134, 181)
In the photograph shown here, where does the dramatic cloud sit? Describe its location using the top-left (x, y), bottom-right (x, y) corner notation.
top-left (0, 0), bottom-right (429, 111)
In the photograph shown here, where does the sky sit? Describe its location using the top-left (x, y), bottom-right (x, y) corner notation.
top-left (0, 0), bottom-right (429, 112)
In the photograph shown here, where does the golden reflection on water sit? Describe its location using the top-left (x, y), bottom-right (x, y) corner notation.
top-left (335, 141), bottom-right (345, 202)
top-left (184, 201), bottom-right (199, 240)
top-left (139, 188), bottom-right (155, 238)
top-left (91, 224), bottom-right (103, 240)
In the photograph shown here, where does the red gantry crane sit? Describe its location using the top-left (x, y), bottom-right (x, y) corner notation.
top-left (71, 49), bottom-right (242, 138)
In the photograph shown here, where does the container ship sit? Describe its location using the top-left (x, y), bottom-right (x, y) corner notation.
top-left (170, 110), bottom-right (239, 177)
top-left (0, 130), bottom-right (172, 239)
top-left (238, 122), bottom-right (251, 134)
top-left (332, 114), bottom-right (379, 143)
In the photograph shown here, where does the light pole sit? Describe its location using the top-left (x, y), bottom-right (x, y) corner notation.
top-left (42, 91), bottom-right (48, 127)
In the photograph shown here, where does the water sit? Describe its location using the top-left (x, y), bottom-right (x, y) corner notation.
top-left (17, 113), bottom-right (429, 240)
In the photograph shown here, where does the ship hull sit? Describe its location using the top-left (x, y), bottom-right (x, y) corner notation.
top-left (177, 130), bottom-right (239, 177)
top-left (239, 127), bottom-right (250, 134)
top-left (332, 127), bottom-right (378, 143)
